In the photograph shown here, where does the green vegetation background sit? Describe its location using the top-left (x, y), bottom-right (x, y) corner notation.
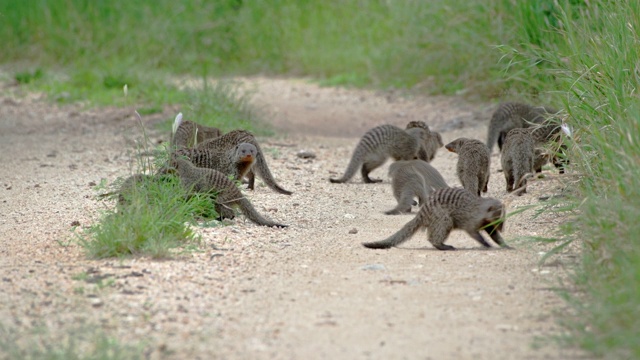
top-left (1, 0), bottom-right (639, 358)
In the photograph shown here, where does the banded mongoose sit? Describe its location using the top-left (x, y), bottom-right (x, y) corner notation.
top-left (385, 160), bottom-right (449, 215)
top-left (405, 121), bottom-right (443, 162)
top-left (444, 138), bottom-right (491, 196)
top-left (172, 119), bottom-right (222, 149)
top-left (170, 156), bottom-right (287, 227)
top-left (486, 102), bottom-right (558, 153)
top-left (500, 128), bottom-right (535, 195)
top-left (498, 120), bottom-right (569, 174)
top-left (363, 187), bottom-right (508, 250)
top-left (329, 124), bottom-right (430, 184)
top-left (188, 129), bottom-right (292, 195)
top-left (174, 142), bottom-right (258, 187)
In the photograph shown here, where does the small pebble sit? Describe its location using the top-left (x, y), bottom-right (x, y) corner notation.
top-left (296, 150), bottom-right (316, 159)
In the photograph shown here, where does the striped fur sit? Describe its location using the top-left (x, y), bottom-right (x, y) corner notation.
top-left (171, 120), bottom-right (222, 149)
top-left (385, 160), bottom-right (449, 215)
top-left (500, 128), bottom-right (535, 195)
top-left (175, 142), bottom-right (257, 185)
top-left (445, 138), bottom-right (491, 196)
top-left (330, 124), bottom-right (429, 184)
top-left (486, 102), bottom-right (558, 153)
top-left (172, 157), bottom-right (287, 227)
top-left (189, 130), bottom-right (292, 195)
top-left (363, 187), bottom-right (507, 250)
top-left (405, 121), bottom-right (444, 162)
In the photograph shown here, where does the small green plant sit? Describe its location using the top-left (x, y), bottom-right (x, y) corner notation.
top-left (14, 68), bottom-right (44, 84)
top-left (81, 172), bottom-right (216, 259)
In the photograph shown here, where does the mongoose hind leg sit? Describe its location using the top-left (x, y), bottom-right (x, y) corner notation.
top-left (361, 158), bottom-right (385, 183)
top-left (504, 170), bottom-right (514, 193)
top-left (428, 208), bottom-right (456, 250)
top-left (386, 189), bottom-right (415, 215)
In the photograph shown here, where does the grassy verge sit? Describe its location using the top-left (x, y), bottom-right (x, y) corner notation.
top-left (502, 1), bottom-right (640, 358)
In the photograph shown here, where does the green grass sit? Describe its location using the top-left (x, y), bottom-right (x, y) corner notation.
top-left (0, 0), bottom-right (532, 96)
top-left (156, 79), bottom-right (270, 135)
top-left (499, 1), bottom-right (640, 358)
top-left (82, 172), bottom-right (215, 259)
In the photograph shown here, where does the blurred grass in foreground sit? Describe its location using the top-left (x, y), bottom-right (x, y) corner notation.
top-left (1, 0), bottom-right (530, 96)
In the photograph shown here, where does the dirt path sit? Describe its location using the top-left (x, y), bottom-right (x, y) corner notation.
top-left (0, 78), bottom-right (586, 359)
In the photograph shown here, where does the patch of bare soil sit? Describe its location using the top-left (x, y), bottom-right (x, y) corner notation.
top-left (0, 78), bottom-right (588, 359)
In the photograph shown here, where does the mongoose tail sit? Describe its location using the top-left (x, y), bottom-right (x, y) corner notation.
top-left (253, 150), bottom-right (293, 195)
top-left (235, 197), bottom-right (288, 228)
top-left (329, 151), bottom-right (363, 183)
top-left (362, 212), bottom-right (424, 249)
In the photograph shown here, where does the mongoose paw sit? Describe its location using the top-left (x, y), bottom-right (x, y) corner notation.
top-left (364, 178), bottom-right (383, 183)
top-left (434, 244), bottom-right (456, 251)
top-left (385, 209), bottom-right (411, 216)
top-left (329, 178), bottom-right (344, 183)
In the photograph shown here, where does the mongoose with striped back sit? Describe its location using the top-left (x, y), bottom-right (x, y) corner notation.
top-left (444, 138), bottom-right (491, 196)
top-left (170, 156), bottom-right (287, 227)
top-left (486, 102), bottom-right (558, 153)
top-left (180, 129), bottom-right (292, 195)
top-left (363, 187), bottom-right (508, 250)
top-left (174, 141), bottom-right (258, 188)
top-left (500, 128), bottom-right (535, 195)
top-left (498, 120), bottom-right (569, 174)
top-left (171, 119), bottom-right (222, 149)
top-left (405, 121), bottom-right (443, 162)
top-left (385, 159), bottom-right (449, 215)
top-left (329, 124), bottom-right (430, 184)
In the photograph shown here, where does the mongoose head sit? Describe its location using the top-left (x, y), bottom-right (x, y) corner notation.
top-left (479, 197), bottom-right (505, 232)
top-left (235, 142), bottom-right (258, 163)
top-left (444, 138), bottom-right (468, 153)
top-left (406, 120), bottom-right (430, 131)
top-left (164, 155), bottom-right (193, 172)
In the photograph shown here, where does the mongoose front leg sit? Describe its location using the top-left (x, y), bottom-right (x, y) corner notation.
top-left (245, 170), bottom-right (256, 190)
top-left (467, 231), bottom-right (492, 248)
top-left (485, 226), bottom-right (511, 249)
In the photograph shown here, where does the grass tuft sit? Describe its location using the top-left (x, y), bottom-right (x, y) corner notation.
top-left (82, 173), bottom-right (214, 259)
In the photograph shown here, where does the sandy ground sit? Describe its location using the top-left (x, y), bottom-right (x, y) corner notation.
top-left (0, 77), bottom-right (589, 359)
